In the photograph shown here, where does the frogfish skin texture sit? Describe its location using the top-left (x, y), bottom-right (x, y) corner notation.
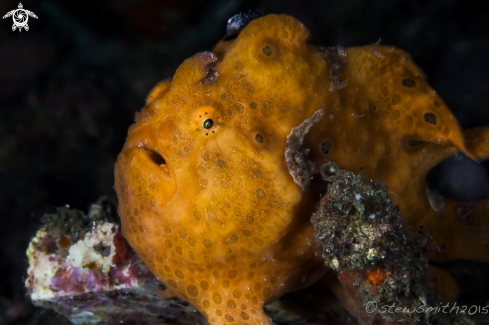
top-left (114, 14), bottom-right (489, 325)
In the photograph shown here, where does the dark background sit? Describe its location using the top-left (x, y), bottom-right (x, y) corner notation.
top-left (1, 0), bottom-right (489, 324)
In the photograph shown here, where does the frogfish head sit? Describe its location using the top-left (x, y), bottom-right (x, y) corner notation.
top-left (114, 14), bottom-right (328, 315)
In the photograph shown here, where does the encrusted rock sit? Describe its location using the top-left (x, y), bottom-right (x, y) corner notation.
top-left (26, 206), bottom-right (204, 325)
top-left (312, 162), bottom-right (473, 325)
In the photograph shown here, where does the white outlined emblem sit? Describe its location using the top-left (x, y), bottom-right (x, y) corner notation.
top-left (3, 3), bottom-right (38, 32)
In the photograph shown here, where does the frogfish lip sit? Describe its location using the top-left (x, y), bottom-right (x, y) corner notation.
top-left (115, 131), bottom-right (177, 211)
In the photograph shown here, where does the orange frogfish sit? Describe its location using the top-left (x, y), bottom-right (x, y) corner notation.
top-left (114, 14), bottom-right (489, 324)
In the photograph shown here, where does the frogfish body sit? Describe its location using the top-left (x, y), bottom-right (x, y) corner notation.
top-left (114, 14), bottom-right (489, 325)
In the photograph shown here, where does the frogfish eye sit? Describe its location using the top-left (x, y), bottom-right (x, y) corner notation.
top-left (203, 119), bottom-right (214, 129)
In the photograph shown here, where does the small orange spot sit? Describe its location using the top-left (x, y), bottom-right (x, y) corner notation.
top-left (367, 266), bottom-right (386, 286)
top-left (58, 236), bottom-right (70, 248)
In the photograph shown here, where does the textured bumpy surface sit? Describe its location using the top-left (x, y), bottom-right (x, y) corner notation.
top-left (114, 14), bottom-right (489, 324)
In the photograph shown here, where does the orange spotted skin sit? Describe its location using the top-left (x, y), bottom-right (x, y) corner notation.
top-left (115, 14), bottom-right (489, 324)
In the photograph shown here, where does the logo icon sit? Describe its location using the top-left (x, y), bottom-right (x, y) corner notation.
top-left (3, 3), bottom-right (38, 32)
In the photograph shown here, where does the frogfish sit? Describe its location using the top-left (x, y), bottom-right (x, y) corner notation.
top-left (114, 14), bottom-right (489, 325)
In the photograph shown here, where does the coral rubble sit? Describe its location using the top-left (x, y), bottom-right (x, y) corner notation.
top-left (313, 162), bottom-right (471, 324)
top-left (26, 205), bottom-right (204, 324)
